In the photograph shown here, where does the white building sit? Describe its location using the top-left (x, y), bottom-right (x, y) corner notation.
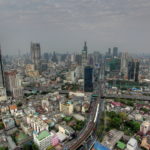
top-left (127, 138), bottom-right (138, 150)
top-left (140, 121), bottom-right (150, 135)
top-left (0, 87), bottom-right (7, 101)
top-left (58, 125), bottom-right (75, 136)
top-left (27, 115), bottom-right (49, 133)
top-left (33, 130), bottom-right (52, 150)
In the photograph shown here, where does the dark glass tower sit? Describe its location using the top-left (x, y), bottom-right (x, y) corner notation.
top-left (0, 46), bottom-right (5, 87)
top-left (128, 61), bottom-right (135, 80)
top-left (135, 61), bottom-right (140, 82)
top-left (113, 47), bottom-right (118, 58)
top-left (84, 66), bottom-right (93, 92)
top-left (128, 60), bottom-right (139, 82)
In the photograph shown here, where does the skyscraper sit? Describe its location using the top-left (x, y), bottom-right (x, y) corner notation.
top-left (30, 42), bottom-right (41, 71)
top-left (82, 42), bottom-right (88, 66)
top-left (0, 46), bottom-right (7, 101)
top-left (108, 48), bottom-right (111, 56)
top-left (120, 52), bottom-right (129, 77)
top-left (4, 70), bottom-right (17, 96)
top-left (0, 46), bottom-right (5, 88)
top-left (135, 61), bottom-right (140, 82)
top-left (75, 54), bottom-right (82, 65)
top-left (113, 47), bottom-right (118, 58)
top-left (128, 60), bottom-right (140, 82)
top-left (84, 66), bottom-right (93, 92)
top-left (51, 51), bottom-right (58, 64)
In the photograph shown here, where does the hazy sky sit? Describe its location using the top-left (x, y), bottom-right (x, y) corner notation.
top-left (0, 0), bottom-right (150, 55)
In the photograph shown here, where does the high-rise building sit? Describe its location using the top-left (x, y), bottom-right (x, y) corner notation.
top-left (75, 54), bottom-right (82, 65)
top-left (113, 47), bottom-right (118, 58)
top-left (82, 42), bottom-right (88, 66)
top-left (4, 70), bottom-right (17, 96)
top-left (120, 52), bottom-right (129, 77)
top-left (30, 42), bottom-right (41, 71)
top-left (84, 66), bottom-right (93, 92)
top-left (128, 60), bottom-right (140, 82)
top-left (0, 46), bottom-right (5, 88)
top-left (43, 52), bottom-right (49, 62)
top-left (0, 46), bottom-right (7, 101)
top-left (51, 51), bottom-right (58, 63)
top-left (135, 61), bottom-right (140, 82)
top-left (93, 51), bottom-right (102, 67)
top-left (108, 48), bottom-right (111, 56)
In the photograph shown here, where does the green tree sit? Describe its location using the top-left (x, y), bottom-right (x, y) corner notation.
top-left (0, 122), bottom-right (4, 129)
top-left (23, 144), bottom-right (32, 150)
top-left (32, 143), bottom-right (39, 150)
top-left (17, 102), bottom-right (22, 107)
top-left (0, 147), bottom-right (8, 150)
top-left (111, 117), bottom-right (122, 128)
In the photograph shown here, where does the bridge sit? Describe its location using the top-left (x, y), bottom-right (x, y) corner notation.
top-left (105, 94), bottom-right (150, 101)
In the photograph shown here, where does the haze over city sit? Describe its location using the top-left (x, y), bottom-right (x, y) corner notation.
top-left (0, 0), bottom-right (150, 55)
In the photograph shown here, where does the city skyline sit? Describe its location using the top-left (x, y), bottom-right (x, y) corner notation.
top-left (0, 0), bottom-right (150, 55)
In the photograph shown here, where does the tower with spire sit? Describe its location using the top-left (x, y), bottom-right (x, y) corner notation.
top-left (82, 41), bottom-right (88, 66)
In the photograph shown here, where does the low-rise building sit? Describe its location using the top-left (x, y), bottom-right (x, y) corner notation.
top-left (58, 125), bottom-right (75, 136)
top-left (9, 105), bottom-right (17, 115)
top-left (126, 138), bottom-right (138, 150)
top-left (26, 115), bottom-right (49, 133)
top-left (2, 117), bottom-right (15, 130)
top-left (141, 136), bottom-right (150, 150)
top-left (59, 101), bottom-right (74, 115)
top-left (33, 130), bottom-right (52, 150)
top-left (140, 121), bottom-right (150, 135)
top-left (73, 114), bottom-right (85, 121)
top-left (101, 129), bottom-right (124, 149)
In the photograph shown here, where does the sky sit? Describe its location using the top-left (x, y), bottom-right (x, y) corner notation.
top-left (0, 0), bottom-right (150, 55)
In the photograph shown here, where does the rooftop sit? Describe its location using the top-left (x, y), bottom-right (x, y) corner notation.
top-left (9, 105), bottom-right (17, 110)
top-left (37, 130), bottom-right (50, 141)
top-left (93, 141), bottom-right (110, 150)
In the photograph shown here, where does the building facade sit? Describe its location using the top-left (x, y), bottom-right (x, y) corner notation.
top-left (31, 42), bottom-right (41, 71)
top-left (82, 42), bottom-right (88, 66)
top-left (84, 66), bottom-right (93, 92)
top-left (128, 59), bottom-right (140, 82)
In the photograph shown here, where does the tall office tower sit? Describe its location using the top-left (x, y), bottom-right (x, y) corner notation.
top-left (88, 54), bottom-right (94, 66)
top-left (135, 60), bottom-right (140, 82)
top-left (4, 70), bottom-right (17, 96)
top-left (121, 52), bottom-right (129, 77)
top-left (0, 46), bottom-right (5, 87)
top-left (113, 47), bottom-right (118, 58)
top-left (4, 70), bottom-right (23, 98)
top-left (82, 41), bottom-right (88, 66)
top-left (0, 46), bottom-right (7, 101)
top-left (43, 53), bottom-right (49, 62)
top-left (84, 66), bottom-right (93, 92)
top-left (30, 42), bottom-right (41, 71)
top-left (75, 54), bottom-right (82, 65)
top-left (128, 60), bottom-right (140, 82)
top-left (51, 51), bottom-right (58, 63)
top-left (108, 48), bottom-right (111, 56)
top-left (93, 51), bottom-right (102, 67)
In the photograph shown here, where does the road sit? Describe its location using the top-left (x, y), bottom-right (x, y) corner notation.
top-left (105, 94), bottom-right (150, 101)
top-left (64, 79), bottom-right (104, 150)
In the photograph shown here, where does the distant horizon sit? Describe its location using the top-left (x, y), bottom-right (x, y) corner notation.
top-left (0, 0), bottom-right (150, 55)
